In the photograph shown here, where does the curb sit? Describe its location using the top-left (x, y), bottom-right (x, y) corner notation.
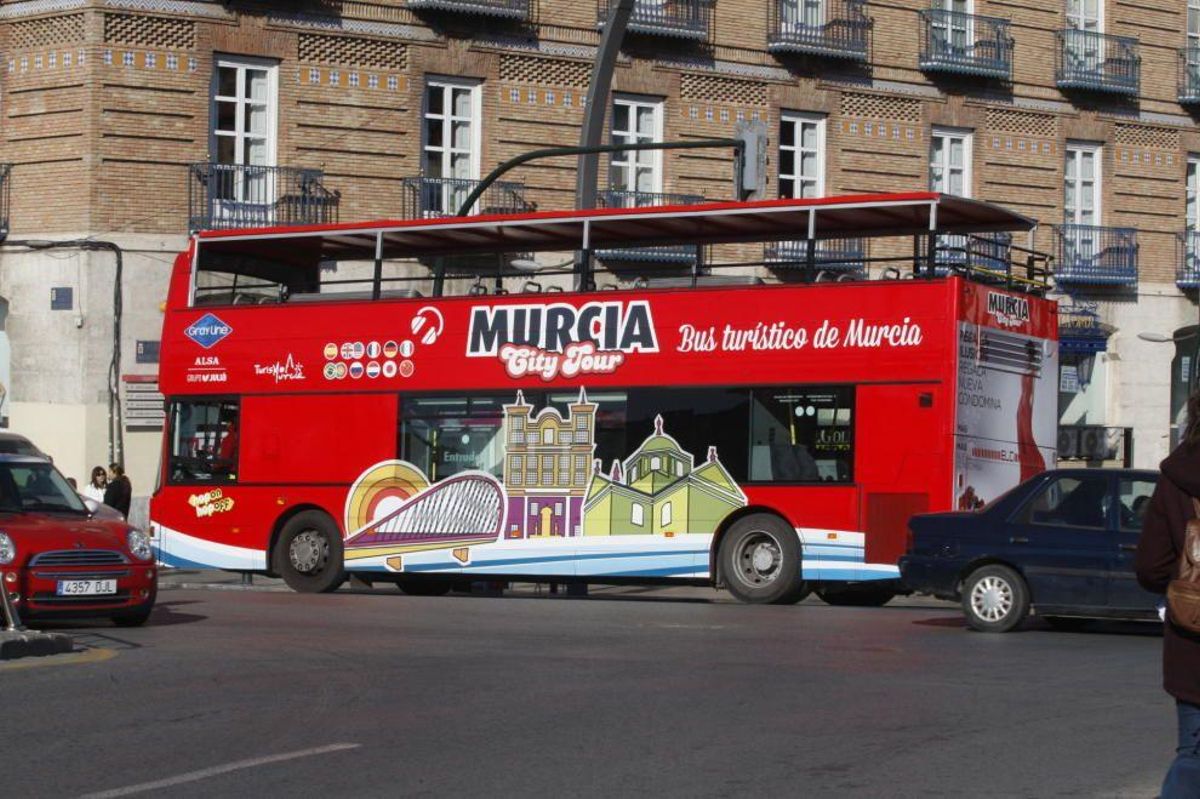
top-left (0, 630), bottom-right (74, 660)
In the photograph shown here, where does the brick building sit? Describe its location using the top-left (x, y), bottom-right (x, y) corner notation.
top-left (0, 0), bottom-right (1196, 518)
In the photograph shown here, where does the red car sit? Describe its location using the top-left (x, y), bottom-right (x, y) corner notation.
top-left (0, 456), bottom-right (156, 626)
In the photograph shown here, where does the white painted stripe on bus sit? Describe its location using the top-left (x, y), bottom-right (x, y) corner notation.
top-left (155, 525), bottom-right (267, 571)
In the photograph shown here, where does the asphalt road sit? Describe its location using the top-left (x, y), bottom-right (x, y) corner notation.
top-left (0, 584), bottom-right (1174, 799)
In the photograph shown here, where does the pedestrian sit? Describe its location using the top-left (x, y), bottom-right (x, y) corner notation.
top-left (103, 462), bottom-right (132, 518)
top-left (81, 466), bottom-right (107, 504)
top-left (1136, 389), bottom-right (1200, 799)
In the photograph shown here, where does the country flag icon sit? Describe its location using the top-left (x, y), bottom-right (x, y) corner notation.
top-left (340, 343), bottom-right (354, 359)
top-left (382, 360), bottom-right (397, 378)
top-left (323, 363), bottom-right (337, 380)
top-left (399, 359), bottom-right (414, 378)
top-left (335, 362), bottom-right (348, 379)
top-left (367, 341), bottom-right (381, 359)
top-left (324, 343), bottom-right (338, 360)
top-left (352, 342), bottom-right (366, 360)
top-left (383, 340), bottom-right (399, 359)
top-left (399, 340), bottom-right (414, 358)
top-left (366, 361), bottom-right (381, 379)
top-left (349, 362), bottom-right (365, 379)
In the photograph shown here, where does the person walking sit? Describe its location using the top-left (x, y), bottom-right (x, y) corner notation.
top-left (103, 462), bottom-right (132, 518)
top-left (81, 466), bottom-right (107, 504)
top-left (1136, 393), bottom-right (1200, 799)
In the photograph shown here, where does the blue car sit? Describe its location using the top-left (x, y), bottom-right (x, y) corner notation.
top-left (900, 468), bottom-right (1162, 632)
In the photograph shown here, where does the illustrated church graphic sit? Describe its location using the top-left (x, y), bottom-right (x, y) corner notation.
top-left (503, 389), bottom-right (596, 538)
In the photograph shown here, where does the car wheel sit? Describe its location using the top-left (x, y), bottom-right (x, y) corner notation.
top-left (395, 578), bottom-right (452, 596)
top-left (274, 511), bottom-right (346, 594)
top-left (1043, 615), bottom-right (1090, 632)
top-left (718, 513), bottom-right (805, 604)
top-left (962, 564), bottom-right (1029, 633)
top-left (815, 584), bottom-right (896, 607)
top-left (112, 604), bottom-right (153, 627)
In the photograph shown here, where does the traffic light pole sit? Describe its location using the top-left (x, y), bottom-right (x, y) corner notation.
top-left (576, 0), bottom-right (636, 214)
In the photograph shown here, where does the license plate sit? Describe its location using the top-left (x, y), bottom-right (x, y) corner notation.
top-left (56, 579), bottom-right (117, 596)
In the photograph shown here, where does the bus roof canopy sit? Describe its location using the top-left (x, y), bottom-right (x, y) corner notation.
top-left (194, 192), bottom-right (1037, 264)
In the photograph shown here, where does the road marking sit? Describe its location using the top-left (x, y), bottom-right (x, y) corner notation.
top-left (79, 743), bottom-right (361, 799)
top-left (0, 647), bottom-right (117, 672)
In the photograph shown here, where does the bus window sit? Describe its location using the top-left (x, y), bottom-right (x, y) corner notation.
top-left (401, 396), bottom-right (505, 480)
top-left (167, 399), bottom-right (240, 483)
top-left (749, 387), bottom-right (853, 483)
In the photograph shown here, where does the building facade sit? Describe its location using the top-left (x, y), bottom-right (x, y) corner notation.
top-left (0, 0), bottom-right (1197, 521)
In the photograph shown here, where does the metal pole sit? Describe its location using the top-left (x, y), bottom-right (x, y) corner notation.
top-left (0, 576), bottom-right (23, 632)
top-left (576, 0), bottom-right (637, 213)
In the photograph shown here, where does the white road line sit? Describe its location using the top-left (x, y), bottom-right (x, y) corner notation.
top-left (79, 743), bottom-right (361, 799)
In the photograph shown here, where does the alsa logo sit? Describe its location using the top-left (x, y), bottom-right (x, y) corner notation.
top-left (185, 313), bottom-right (233, 349)
top-left (467, 301), bottom-right (658, 381)
top-left (986, 292), bottom-right (1030, 329)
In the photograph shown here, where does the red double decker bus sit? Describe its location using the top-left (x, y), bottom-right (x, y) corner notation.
top-left (148, 193), bottom-right (1057, 605)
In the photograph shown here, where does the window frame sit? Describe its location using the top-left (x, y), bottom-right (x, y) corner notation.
top-left (1188, 154), bottom-right (1200, 231)
top-left (1064, 141), bottom-right (1102, 226)
top-left (1012, 473), bottom-right (1113, 531)
top-left (422, 76), bottom-right (483, 214)
top-left (165, 396), bottom-right (242, 486)
top-left (778, 111), bottom-right (826, 200)
top-left (929, 127), bottom-right (973, 199)
top-left (209, 54), bottom-right (279, 193)
top-left (610, 94), bottom-right (664, 196)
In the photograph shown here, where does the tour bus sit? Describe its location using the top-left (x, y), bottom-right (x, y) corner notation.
top-left (148, 193), bottom-right (1058, 605)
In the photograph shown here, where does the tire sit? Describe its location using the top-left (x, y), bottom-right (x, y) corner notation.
top-left (718, 513), bottom-right (805, 604)
top-left (395, 578), bottom-right (452, 597)
top-left (1043, 615), bottom-right (1090, 632)
top-left (112, 604), bottom-right (153, 627)
top-left (816, 584), bottom-right (896, 607)
top-left (961, 564), bottom-right (1030, 633)
top-left (273, 510), bottom-right (346, 594)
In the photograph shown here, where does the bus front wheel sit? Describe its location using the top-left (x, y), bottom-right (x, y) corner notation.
top-left (273, 511), bottom-right (346, 594)
top-left (718, 513), bottom-right (805, 605)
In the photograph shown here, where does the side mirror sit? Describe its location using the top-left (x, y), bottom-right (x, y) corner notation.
top-left (81, 496), bottom-right (101, 516)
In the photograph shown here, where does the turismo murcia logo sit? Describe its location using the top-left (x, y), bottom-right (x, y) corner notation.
top-left (467, 300), bottom-right (658, 381)
top-left (986, 292), bottom-right (1030, 329)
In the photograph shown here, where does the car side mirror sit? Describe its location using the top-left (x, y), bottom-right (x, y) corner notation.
top-left (81, 496), bottom-right (100, 516)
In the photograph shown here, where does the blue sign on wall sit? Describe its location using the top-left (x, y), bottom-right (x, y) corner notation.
top-left (50, 287), bottom-right (73, 310)
top-left (136, 340), bottom-right (160, 364)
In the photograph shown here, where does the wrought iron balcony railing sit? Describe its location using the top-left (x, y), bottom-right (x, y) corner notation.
top-left (918, 9), bottom-right (1012, 80)
top-left (597, 0), bottom-right (712, 41)
top-left (764, 238), bottom-right (867, 277)
top-left (1179, 46), bottom-right (1200, 104)
top-left (405, 0), bottom-right (529, 20)
top-left (1055, 29), bottom-right (1140, 95)
top-left (401, 176), bottom-right (532, 219)
top-left (1178, 230), bottom-right (1200, 289)
top-left (0, 163), bottom-right (10, 241)
top-left (767, 0), bottom-right (871, 60)
top-left (1054, 224), bottom-right (1138, 286)
top-left (596, 190), bottom-right (704, 263)
top-left (188, 163), bottom-right (340, 232)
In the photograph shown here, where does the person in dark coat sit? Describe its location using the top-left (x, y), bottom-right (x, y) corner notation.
top-left (103, 462), bottom-right (132, 518)
top-left (1137, 394), bottom-right (1200, 799)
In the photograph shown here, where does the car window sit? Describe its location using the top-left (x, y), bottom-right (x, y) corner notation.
top-left (1118, 477), bottom-right (1156, 532)
top-left (1017, 475), bottom-right (1110, 530)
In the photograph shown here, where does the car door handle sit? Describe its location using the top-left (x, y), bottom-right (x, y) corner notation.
top-left (1119, 543), bottom-right (1138, 551)
top-left (1009, 536), bottom-right (1029, 544)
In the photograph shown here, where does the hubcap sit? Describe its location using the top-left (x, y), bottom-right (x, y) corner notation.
top-left (970, 575), bottom-right (1013, 622)
top-left (733, 532), bottom-right (782, 588)
top-left (289, 530), bottom-right (328, 575)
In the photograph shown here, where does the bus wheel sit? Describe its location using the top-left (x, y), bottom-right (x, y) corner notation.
top-left (274, 511), bottom-right (346, 594)
top-left (815, 584), bottom-right (896, 607)
top-left (395, 578), bottom-right (451, 596)
top-left (962, 564), bottom-right (1029, 633)
top-left (718, 513), bottom-right (804, 605)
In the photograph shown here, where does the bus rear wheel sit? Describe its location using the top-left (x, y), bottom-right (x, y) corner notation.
top-left (718, 513), bottom-right (805, 605)
top-left (274, 511), bottom-right (346, 594)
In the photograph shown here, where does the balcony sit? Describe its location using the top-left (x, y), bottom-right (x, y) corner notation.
top-left (932, 232), bottom-right (1013, 276)
top-left (405, 0), bottom-right (529, 20)
top-left (1055, 29), bottom-right (1140, 95)
top-left (1179, 46), bottom-right (1200, 104)
top-left (400, 176), bottom-right (532, 219)
top-left (597, 0), bottom-right (712, 41)
top-left (764, 238), bottom-right (867, 278)
top-left (767, 0), bottom-right (871, 61)
top-left (1178, 231), bottom-right (1200, 289)
top-left (0, 163), bottom-right (10, 241)
top-left (188, 163), bottom-right (339, 232)
top-left (1054, 224), bottom-right (1138, 286)
top-left (595, 190), bottom-right (703, 263)
top-left (918, 10), bottom-right (1012, 80)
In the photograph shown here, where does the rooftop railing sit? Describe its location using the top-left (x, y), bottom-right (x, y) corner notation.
top-left (918, 9), bottom-right (1012, 80)
top-left (405, 0), bottom-right (529, 20)
top-left (401, 176), bottom-right (532, 219)
top-left (1054, 224), bottom-right (1138, 286)
top-left (1179, 45), bottom-right (1200, 105)
top-left (933, 232), bottom-right (1014, 276)
top-left (595, 190), bottom-right (704, 263)
top-left (188, 163), bottom-right (339, 232)
top-left (1055, 29), bottom-right (1140, 95)
top-left (767, 0), bottom-right (871, 60)
top-left (763, 238), bottom-right (867, 279)
top-left (597, 0), bottom-right (712, 41)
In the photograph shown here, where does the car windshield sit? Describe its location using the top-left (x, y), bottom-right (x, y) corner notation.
top-left (0, 462), bottom-right (87, 514)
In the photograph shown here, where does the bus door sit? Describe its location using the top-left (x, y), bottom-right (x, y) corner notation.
top-left (855, 384), bottom-right (944, 566)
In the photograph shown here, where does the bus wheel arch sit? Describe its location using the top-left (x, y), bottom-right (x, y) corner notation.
top-left (711, 507), bottom-right (807, 604)
top-left (269, 505), bottom-right (346, 593)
